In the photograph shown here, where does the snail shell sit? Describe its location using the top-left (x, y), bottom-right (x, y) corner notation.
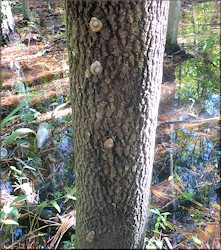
top-left (90, 61), bottom-right (103, 75)
top-left (86, 231), bottom-right (95, 243)
top-left (89, 17), bottom-right (103, 32)
top-left (104, 138), bottom-right (114, 149)
top-left (36, 122), bottom-right (50, 149)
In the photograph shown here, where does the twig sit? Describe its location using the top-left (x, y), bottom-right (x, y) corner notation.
top-left (158, 116), bottom-right (220, 126)
top-left (163, 237), bottom-right (173, 250)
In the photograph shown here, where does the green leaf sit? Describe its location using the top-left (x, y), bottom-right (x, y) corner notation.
top-left (162, 212), bottom-right (171, 216)
top-left (11, 195), bottom-right (28, 205)
top-left (0, 115), bottom-right (21, 130)
top-left (50, 200), bottom-right (61, 213)
top-left (64, 186), bottom-right (72, 193)
top-left (174, 177), bottom-right (179, 183)
top-left (5, 128), bottom-right (36, 146)
top-left (161, 217), bottom-right (167, 225)
top-left (65, 193), bottom-right (76, 200)
top-left (37, 231), bottom-right (44, 236)
top-left (157, 216), bottom-right (161, 222)
top-left (183, 192), bottom-right (194, 200)
top-left (0, 211), bottom-right (6, 219)
top-left (203, 38), bottom-right (214, 52)
top-left (159, 222), bottom-right (166, 230)
top-left (71, 234), bottom-right (75, 242)
top-left (192, 236), bottom-right (202, 245)
top-left (167, 222), bottom-right (174, 231)
top-left (150, 208), bottom-right (160, 215)
top-left (22, 165), bottom-right (36, 172)
top-left (3, 219), bottom-right (19, 225)
top-left (63, 241), bottom-right (71, 249)
top-left (10, 166), bottom-right (22, 176)
top-left (155, 222), bottom-right (160, 232)
top-left (11, 207), bottom-right (19, 219)
top-left (55, 191), bottom-right (63, 198)
top-left (0, 102), bottom-right (27, 130)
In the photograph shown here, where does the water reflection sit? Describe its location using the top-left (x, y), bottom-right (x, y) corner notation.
top-left (152, 1), bottom-right (220, 247)
top-left (205, 94), bottom-right (220, 116)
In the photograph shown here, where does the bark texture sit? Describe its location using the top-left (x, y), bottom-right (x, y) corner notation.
top-left (1, 1), bottom-right (16, 44)
top-left (66, 1), bottom-right (169, 249)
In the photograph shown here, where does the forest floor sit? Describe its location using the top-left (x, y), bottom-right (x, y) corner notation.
top-left (1, 1), bottom-right (220, 249)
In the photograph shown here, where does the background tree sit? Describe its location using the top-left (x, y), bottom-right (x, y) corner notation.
top-left (166, 0), bottom-right (181, 52)
top-left (22, 0), bottom-right (30, 21)
top-left (1, 1), bottom-right (15, 44)
top-left (66, 0), bottom-right (169, 249)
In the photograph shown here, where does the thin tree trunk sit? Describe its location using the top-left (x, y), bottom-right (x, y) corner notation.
top-left (66, 0), bottom-right (169, 248)
top-left (166, 0), bottom-right (181, 52)
top-left (1, 1), bottom-right (16, 44)
top-left (22, 0), bottom-right (30, 21)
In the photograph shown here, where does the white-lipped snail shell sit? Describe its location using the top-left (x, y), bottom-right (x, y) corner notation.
top-left (90, 61), bottom-right (103, 75)
top-left (104, 138), bottom-right (114, 149)
top-left (89, 17), bottom-right (103, 32)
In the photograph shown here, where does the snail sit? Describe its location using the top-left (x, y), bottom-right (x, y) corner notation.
top-left (104, 138), bottom-right (114, 149)
top-left (90, 61), bottom-right (103, 75)
top-left (89, 17), bottom-right (103, 32)
top-left (36, 122), bottom-right (50, 149)
top-left (86, 231), bottom-right (95, 243)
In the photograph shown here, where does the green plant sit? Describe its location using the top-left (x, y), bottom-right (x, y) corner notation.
top-left (150, 208), bottom-right (174, 233)
top-left (146, 209), bottom-right (174, 249)
top-left (146, 237), bottom-right (164, 250)
top-left (0, 195), bottom-right (28, 227)
top-left (1, 102), bottom-right (43, 150)
top-left (0, 194), bottom-right (31, 248)
top-left (178, 191), bottom-right (195, 201)
top-left (202, 37), bottom-right (215, 53)
top-left (0, 102), bottom-right (26, 130)
top-left (10, 162), bottom-right (36, 184)
top-left (62, 233), bottom-right (75, 249)
top-left (1, 101), bottom-right (39, 148)
top-left (5, 128), bottom-right (36, 147)
top-left (1, 182), bottom-right (76, 248)
top-left (47, 186), bottom-right (76, 213)
top-left (146, 236), bottom-right (173, 250)
top-left (24, 108), bottom-right (41, 123)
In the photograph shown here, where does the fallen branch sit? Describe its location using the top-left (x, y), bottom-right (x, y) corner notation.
top-left (158, 116), bottom-right (220, 126)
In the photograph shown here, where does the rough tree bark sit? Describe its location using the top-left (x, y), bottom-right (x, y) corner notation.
top-left (66, 0), bottom-right (169, 249)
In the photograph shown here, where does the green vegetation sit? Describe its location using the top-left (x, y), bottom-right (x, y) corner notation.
top-left (145, 209), bottom-right (174, 249)
top-left (150, 208), bottom-right (174, 233)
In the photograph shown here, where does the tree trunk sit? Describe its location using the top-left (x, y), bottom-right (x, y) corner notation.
top-left (166, 0), bottom-right (181, 52)
top-left (22, 0), bottom-right (30, 21)
top-left (1, 1), bottom-right (16, 44)
top-left (66, 1), bottom-right (169, 249)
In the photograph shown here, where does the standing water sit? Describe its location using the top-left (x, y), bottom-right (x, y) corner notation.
top-left (149, 1), bottom-right (220, 249)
